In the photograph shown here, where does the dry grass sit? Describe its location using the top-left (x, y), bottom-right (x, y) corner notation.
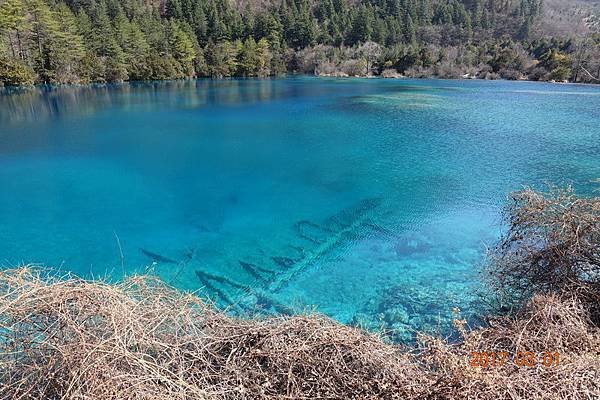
top-left (425, 293), bottom-right (600, 399)
top-left (0, 268), bottom-right (598, 400)
top-left (487, 185), bottom-right (600, 316)
top-left (0, 268), bottom-right (429, 400)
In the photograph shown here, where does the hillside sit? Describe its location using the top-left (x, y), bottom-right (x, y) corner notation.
top-left (539, 0), bottom-right (600, 36)
top-left (0, 0), bottom-right (599, 85)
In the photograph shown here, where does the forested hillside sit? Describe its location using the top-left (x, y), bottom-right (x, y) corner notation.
top-left (0, 0), bottom-right (599, 85)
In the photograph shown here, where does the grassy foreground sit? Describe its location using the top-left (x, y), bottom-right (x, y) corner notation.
top-left (0, 186), bottom-right (598, 399)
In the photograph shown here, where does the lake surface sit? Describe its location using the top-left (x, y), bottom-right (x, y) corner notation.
top-left (1, 77), bottom-right (599, 340)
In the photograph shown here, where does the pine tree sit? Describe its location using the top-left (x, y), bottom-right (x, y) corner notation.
top-left (403, 12), bottom-right (416, 43)
top-left (0, 0), bottom-right (28, 60)
top-left (104, 41), bottom-right (128, 81)
top-left (417, 0), bottom-right (432, 24)
top-left (49, 3), bottom-right (86, 82)
top-left (256, 37), bottom-right (271, 76)
top-left (237, 36), bottom-right (258, 76)
top-left (123, 20), bottom-right (151, 79)
top-left (168, 19), bottom-right (196, 76)
top-left (204, 39), bottom-right (237, 77)
top-left (26, 0), bottom-right (56, 80)
top-left (0, 55), bottom-right (35, 84)
top-left (471, 0), bottom-right (483, 28)
top-left (206, 1), bottom-right (229, 41)
top-left (165, 0), bottom-right (183, 20)
top-left (241, 3), bottom-right (254, 39)
top-left (287, 1), bottom-right (316, 49)
top-left (347, 5), bottom-right (373, 45)
top-left (180, 0), bottom-right (193, 24)
top-left (193, 2), bottom-right (207, 43)
top-left (113, 7), bottom-right (130, 49)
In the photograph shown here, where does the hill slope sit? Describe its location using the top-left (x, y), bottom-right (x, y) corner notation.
top-left (0, 0), bottom-right (599, 85)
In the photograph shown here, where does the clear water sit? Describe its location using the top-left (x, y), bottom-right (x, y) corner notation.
top-left (1, 77), bottom-right (599, 340)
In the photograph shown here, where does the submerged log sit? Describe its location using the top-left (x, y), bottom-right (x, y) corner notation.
top-left (239, 260), bottom-right (268, 281)
top-left (267, 197), bottom-right (382, 292)
top-left (140, 248), bottom-right (178, 264)
top-left (271, 256), bottom-right (296, 269)
top-left (195, 269), bottom-right (248, 290)
top-left (195, 270), bottom-right (242, 312)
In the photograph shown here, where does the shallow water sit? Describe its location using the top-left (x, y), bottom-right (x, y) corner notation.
top-left (1, 77), bottom-right (599, 339)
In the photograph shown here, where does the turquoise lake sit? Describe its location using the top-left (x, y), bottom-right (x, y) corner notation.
top-left (1, 77), bottom-right (599, 340)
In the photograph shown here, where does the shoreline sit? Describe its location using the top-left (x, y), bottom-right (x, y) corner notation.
top-left (2, 73), bottom-right (599, 92)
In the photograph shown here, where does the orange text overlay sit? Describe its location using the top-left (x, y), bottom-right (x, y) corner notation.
top-left (469, 351), bottom-right (560, 368)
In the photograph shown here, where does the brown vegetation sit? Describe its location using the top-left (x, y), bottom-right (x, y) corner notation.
top-left (487, 186), bottom-right (600, 316)
top-left (0, 268), bottom-right (429, 400)
top-left (0, 269), bottom-right (598, 399)
top-left (0, 185), bottom-right (599, 399)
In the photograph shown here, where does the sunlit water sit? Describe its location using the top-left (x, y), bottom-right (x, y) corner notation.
top-left (1, 77), bottom-right (599, 340)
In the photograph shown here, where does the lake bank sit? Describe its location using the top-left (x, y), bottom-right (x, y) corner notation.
top-left (1, 71), bottom-right (599, 91)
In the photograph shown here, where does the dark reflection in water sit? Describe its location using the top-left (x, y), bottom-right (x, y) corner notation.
top-left (0, 78), bottom-right (440, 126)
top-left (0, 79), bottom-right (291, 124)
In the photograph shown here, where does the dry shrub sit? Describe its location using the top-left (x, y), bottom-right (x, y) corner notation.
top-left (487, 186), bottom-right (600, 312)
top-left (0, 268), bottom-right (599, 400)
top-left (433, 184), bottom-right (600, 399)
top-left (0, 267), bottom-right (430, 400)
top-left (419, 293), bottom-right (600, 400)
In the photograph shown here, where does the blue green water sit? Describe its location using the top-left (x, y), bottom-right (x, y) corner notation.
top-left (1, 77), bottom-right (599, 339)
